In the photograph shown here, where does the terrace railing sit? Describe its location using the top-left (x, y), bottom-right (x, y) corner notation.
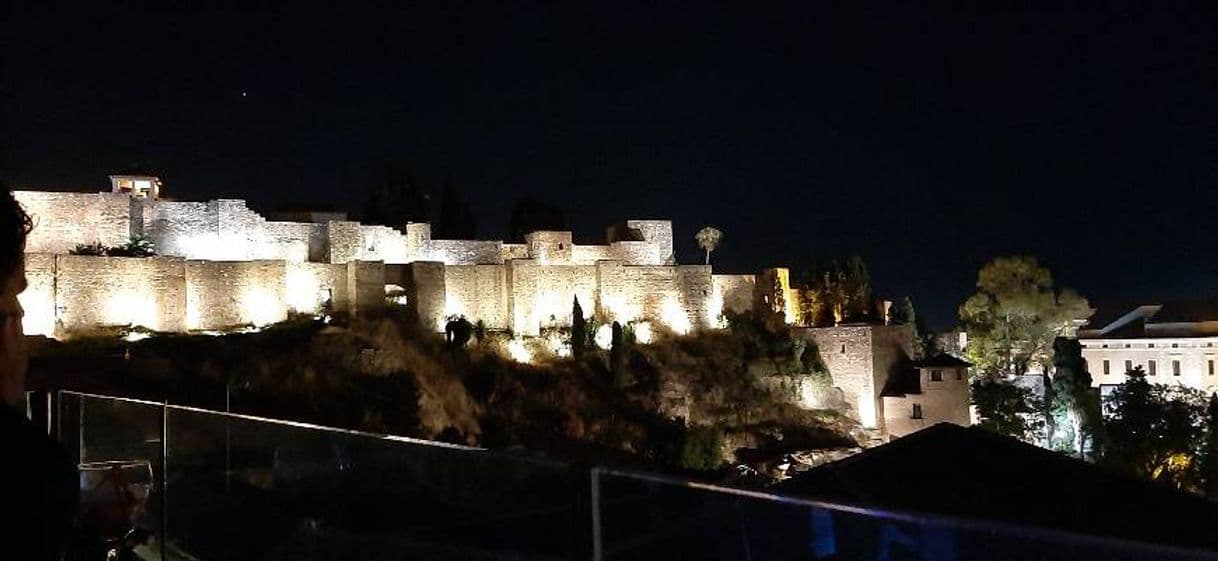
top-left (40, 391), bottom-right (1218, 561)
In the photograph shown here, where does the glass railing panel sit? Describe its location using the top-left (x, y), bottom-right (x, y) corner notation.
top-left (63, 392), bottom-right (165, 559)
top-left (593, 469), bottom-right (1218, 561)
top-left (162, 404), bottom-right (586, 561)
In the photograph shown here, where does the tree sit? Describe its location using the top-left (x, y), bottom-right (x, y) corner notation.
top-left (695, 226), bottom-right (722, 265)
top-left (364, 163), bottom-right (429, 228)
top-left (958, 256), bottom-right (1090, 377)
top-left (972, 377), bottom-right (1045, 444)
top-left (507, 196), bottom-right (565, 241)
top-left (887, 296), bottom-right (916, 325)
top-left (570, 296), bottom-right (588, 358)
top-left (794, 256), bottom-right (873, 327)
top-left (1102, 368), bottom-right (1207, 490)
top-left (796, 269), bottom-right (836, 328)
top-left (435, 180), bottom-right (477, 239)
top-left (610, 321), bottom-right (630, 387)
top-left (1048, 337), bottom-right (1097, 457)
top-left (841, 256), bottom-right (872, 321)
top-left (70, 235), bottom-right (156, 257)
top-left (1202, 394), bottom-right (1218, 498)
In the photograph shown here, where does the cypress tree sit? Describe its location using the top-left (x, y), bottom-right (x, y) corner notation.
top-left (571, 296), bottom-right (587, 358)
top-left (610, 321), bottom-right (629, 387)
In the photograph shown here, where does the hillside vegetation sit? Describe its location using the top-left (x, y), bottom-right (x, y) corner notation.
top-left (29, 311), bottom-right (859, 482)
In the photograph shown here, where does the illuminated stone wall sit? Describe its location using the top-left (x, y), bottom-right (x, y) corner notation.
top-left (148, 199), bottom-right (322, 262)
top-left (796, 324), bottom-right (916, 430)
top-left (185, 260), bottom-right (287, 329)
top-left (19, 253), bottom-right (58, 337)
top-left (444, 265), bottom-right (509, 328)
top-left (594, 262), bottom-right (711, 332)
top-left (345, 260), bottom-right (386, 315)
top-left (358, 225), bottom-right (410, 263)
top-left (325, 221), bottom-right (362, 264)
top-left (571, 244), bottom-right (613, 264)
top-left (501, 243), bottom-right (529, 260)
top-left (506, 260), bottom-right (598, 337)
top-left (525, 231), bottom-right (574, 264)
top-left (16, 189), bottom-right (678, 269)
top-left (712, 274), bottom-right (756, 316)
top-left (285, 261), bottom-right (349, 313)
top-left (56, 255), bottom-right (188, 333)
top-left (265, 221), bottom-right (325, 262)
top-left (16, 191), bottom-right (132, 254)
top-left (622, 220), bottom-right (673, 265)
top-left (15, 187), bottom-right (727, 338)
top-left (401, 261), bottom-right (447, 331)
top-left (427, 239), bottom-right (503, 265)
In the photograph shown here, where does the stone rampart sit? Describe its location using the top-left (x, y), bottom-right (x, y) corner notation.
top-left (444, 265), bottom-right (509, 329)
top-left (712, 274), bottom-right (756, 317)
top-left (56, 255), bottom-right (188, 333)
top-left (16, 191), bottom-right (131, 254)
top-left (186, 260), bottom-right (287, 329)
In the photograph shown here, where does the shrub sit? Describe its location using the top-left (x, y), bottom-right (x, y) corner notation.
top-left (680, 426), bottom-right (725, 471)
top-left (70, 242), bottom-right (107, 256)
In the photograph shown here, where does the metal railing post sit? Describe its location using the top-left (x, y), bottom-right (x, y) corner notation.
top-left (78, 395), bottom-right (84, 464)
top-left (591, 467), bottom-right (602, 561)
top-left (55, 391), bottom-right (61, 443)
top-left (160, 400), bottom-right (169, 561)
top-left (225, 381), bottom-right (231, 496)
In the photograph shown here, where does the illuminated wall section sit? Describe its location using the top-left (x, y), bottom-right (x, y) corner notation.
top-left (15, 191), bottom-right (132, 254)
top-left (712, 274), bottom-right (756, 318)
top-left (443, 265), bottom-right (508, 328)
top-left (20, 253), bottom-right (57, 337)
top-left (505, 260), bottom-right (597, 336)
top-left (185, 260), bottom-right (287, 329)
top-left (55, 255), bottom-right (187, 333)
top-left (285, 262), bottom-right (348, 314)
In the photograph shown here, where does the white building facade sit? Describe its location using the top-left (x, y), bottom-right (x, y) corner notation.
top-left (1079, 303), bottom-right (1218, 394)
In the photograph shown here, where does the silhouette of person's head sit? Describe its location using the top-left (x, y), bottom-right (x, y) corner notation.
top-left (0, 186), bottom-right (31, 408)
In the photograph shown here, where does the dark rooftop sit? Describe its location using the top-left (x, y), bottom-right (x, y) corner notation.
top-left (912, 354), bottom-right (972, 368)
top-left (776, 423), bottom-right (1218, 551)
top-left (1082, 300), bottom-right (1218, 338)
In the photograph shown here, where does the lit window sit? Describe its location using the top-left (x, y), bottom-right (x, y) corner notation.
top-left (912, 404), bottom-right (923, 419)
top-left (1173, 360), bottom-right (1181, 376)
top-left (1149, 360), bottom-right (1157, 376)
top-left (1103, 360), bottom-right (1110, 375)
top-left (930, 370), bottom-right (942, 382)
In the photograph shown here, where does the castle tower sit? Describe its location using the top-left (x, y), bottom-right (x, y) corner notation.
top-left (109, 172), bottom-right (162, 200)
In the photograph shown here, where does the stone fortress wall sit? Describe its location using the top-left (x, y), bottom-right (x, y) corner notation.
top-left (13, 188), bottom-right (753, 338)
top-left (14, 184), bottom-right (956, 439)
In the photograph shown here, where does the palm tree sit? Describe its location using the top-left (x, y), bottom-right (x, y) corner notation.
top-left (695, 226), bottom-right (722, 265)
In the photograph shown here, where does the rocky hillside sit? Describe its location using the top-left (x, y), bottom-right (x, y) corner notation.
top-left (28, 311), bottom-right (860, 484)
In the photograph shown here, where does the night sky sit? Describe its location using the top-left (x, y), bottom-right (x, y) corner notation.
top-left (3, 3), bottom-right (1214, 327)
